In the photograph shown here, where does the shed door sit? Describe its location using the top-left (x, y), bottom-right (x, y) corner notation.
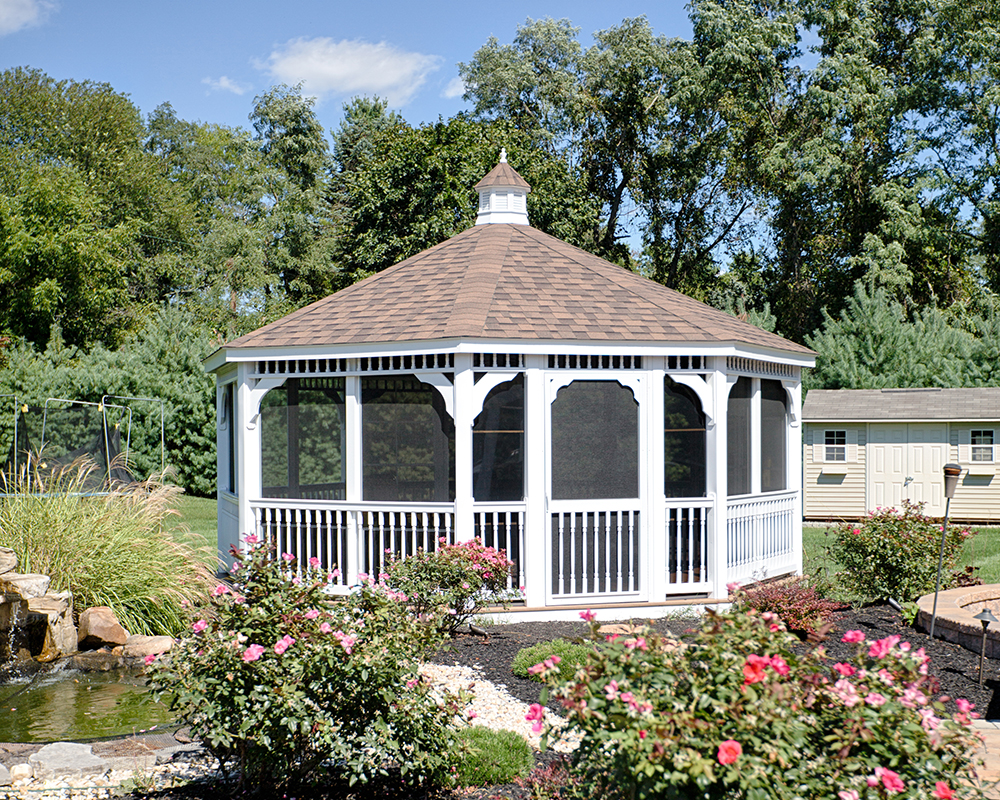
top-left (868, 423), bottom-right (948, 516)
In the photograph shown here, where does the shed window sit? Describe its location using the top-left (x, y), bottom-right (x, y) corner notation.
top-left (825, 430), bottom-right (847, 462)
top-left (551, 380), bottom-right (638, 500)
top-left (261, 378), bottom-right (345, 500)
top-left (760, 380), bottom-right (787, 492)
top-left (473, 375), bottom-right (524, 502)
top-left (727, 377), bottom-right (752, 496)
top-left (664, 378), bottom-right (706, 498)
top-left (972, 430), bottom-right (994, 462)
top-left (362, 376), bottom-right (455, 502)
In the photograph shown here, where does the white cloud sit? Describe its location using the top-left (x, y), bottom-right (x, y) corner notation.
top-left (442, 76), bottom-right (465, 100)
top-left (261, 37), bottom-right (441, 108)
top-left (202, 76), bottom-right (251, 96)
top-left (0, 0), bottom-right (55, 36)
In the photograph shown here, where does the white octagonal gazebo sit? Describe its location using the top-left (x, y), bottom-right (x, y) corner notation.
top-left (204, 155), bottom-right (816, 619)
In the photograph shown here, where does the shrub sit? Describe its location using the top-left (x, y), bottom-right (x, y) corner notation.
top-left (516, 755), bottom-right (580, 799)
top-left (385, 538), bottom-right (513, 635)
top-left (512, 640), bottom-right (595, 683)
top-left (830, 501), bottom-right (973, 602)
top-left (734, 576), bottom-right (844, 633)
top-left (0, 458), bottom-right (212, 635)
top-left (454, 727), bottom-right (533, 786)
top-left (148, 537), bottom-right (465, 793)
top-left (532, 608), bottom-right (981, 800)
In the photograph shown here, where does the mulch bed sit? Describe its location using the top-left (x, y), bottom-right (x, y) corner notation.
top-left (62, 605), bottom-right (1000, 798)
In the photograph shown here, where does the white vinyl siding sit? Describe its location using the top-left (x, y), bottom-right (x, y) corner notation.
top-left (803, 425), bottom-right (866, 518)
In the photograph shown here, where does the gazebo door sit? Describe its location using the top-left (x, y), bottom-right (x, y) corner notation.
top-left (545, 375), bottom-right (646, 603)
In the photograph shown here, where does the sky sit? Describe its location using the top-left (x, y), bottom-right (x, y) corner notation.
top-left (0, 0), bottom-right (694, 134)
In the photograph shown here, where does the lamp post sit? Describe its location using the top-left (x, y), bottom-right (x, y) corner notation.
top-left (974, 608), bottom-right (997, 686)
top-left (929, 463), bottom-right (962, 639)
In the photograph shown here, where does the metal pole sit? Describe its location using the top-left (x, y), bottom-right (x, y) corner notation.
top-left (929, 496), bottom-right (952, 639)
top-left (981, 624), bottom-right (989, 686)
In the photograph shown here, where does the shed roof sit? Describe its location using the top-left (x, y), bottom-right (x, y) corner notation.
top-left (803, 388), bottom-right (1000, 422)
top-left (224, 223), bottom-right (814, 356)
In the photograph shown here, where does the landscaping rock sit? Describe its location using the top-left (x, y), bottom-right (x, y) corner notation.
top-left (28, 742), bottom-right (107, 780)
top-left (0, 573), bottom-right (51, 599)
top-left (78, 606), bottom-right (128, 649)
top-left (9, 763), bottom-right (31, 782)
top-left (0, 763), bottom-right (10, 786)
top-left (0, 547), bottom-right (16, 575)
top-left (27, 592), bottom-right (77, 661)
top-left (67, 650), bottom-right (124, 671)
top-left (124, 634), bottom-right (173, 658)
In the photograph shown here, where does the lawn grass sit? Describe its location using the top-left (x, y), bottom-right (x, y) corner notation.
top-left (164, 493), bottom-right (217, 563)
top-left (803, 523), bottom-right (1000, 588)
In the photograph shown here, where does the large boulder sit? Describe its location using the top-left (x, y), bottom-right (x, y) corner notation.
top-left (124, 634), bottom-right (173, 659)
top-left (0, 572), bottom-right (50, 599)
top-left (0, 547), bottom-right (16, 575)
top-left (77, 606), bottom-right (129, 650)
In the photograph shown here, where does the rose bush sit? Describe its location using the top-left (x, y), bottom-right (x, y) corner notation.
top-left (148, 536), bottom-right (467, 793)
top-left (530, 607), bottom-right (982, 799)
top-left (831, 501), bottom-right (973, 603)
top-left (384, 537), bottom-right (514, 634)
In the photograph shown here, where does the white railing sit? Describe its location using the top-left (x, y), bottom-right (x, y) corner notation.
top-left (250, 500), bottom-right (455, 592)
top-left (726, 490), bottom-right (798, 584)
top-left (550, 503), bottom-right (642, 600)
top-left (665, 498), bottom-right (713, 593)
top-left (473, 503), bottom-right (526, 593)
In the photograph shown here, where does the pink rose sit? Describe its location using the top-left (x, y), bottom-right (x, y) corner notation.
top-left (875, 767), bottom-right (904, 794)
top-left (282, 552), bottom-right (295, 562)
top-left (305, 609), bottom-right (320, 620)
top-left (833, 663), bottom-right (856, 677)
top-left (579, 609), bottom-right (596, 622)
top-left (841, 630), bottom-right (865, 644)
top-left (743, 654), bottom-right (769, 684)
top-left (144, 653), bottom-right (157, 666)
top-left (868, 635), bottom-right (901, 660)
top-left (933, 782), bottom-right (955, 799)
top-left (309, 557), bottom-right (320, 568)
top-left (319, 622), bottom-right (332, 634)
top-left (525, 703), bottom-right (545, 734)
top-left (242, 644), bottom-right (265, 662)
top-left (717, 739), bottom-right (742, 765)
top-left (192, 619), bottom-right (208, 633)
top-left (768, 655), bottom-right (790, 676)
top-left (838, 791), bottom-right (859, 800)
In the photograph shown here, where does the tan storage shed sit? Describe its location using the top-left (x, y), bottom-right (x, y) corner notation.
top-left (803, 387), bottom-right (1000, 522)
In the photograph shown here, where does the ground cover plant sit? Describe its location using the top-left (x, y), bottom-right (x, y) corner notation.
top-left (0, 457), bottom-right (212, 635)
top-left (735, 575), bottom-right (845, 633)
top-left (511, 639), bottom-right (595, 683)
top-left (454, 726), bottom-right (534, 786)
top-left (831, 501), bottom-right (973, 603)
top-left (385, 538), bottom-right (514, 635)
top-left (529, 607), bottom-right (982, 800)
top-left (148, 537), bottom-right (468, 795)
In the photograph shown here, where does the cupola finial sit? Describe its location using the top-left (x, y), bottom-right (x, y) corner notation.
top-left (473, 150), bottom-right (531, 226)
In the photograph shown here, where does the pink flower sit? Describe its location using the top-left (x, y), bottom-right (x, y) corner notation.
top-left (833, 663), bottom-right (856, 677)
top-left (869, 635), bottom-right (901, 659)
top-left (625, 637), bottom-right (648, 651)
top-left (580, 609), bottom-right (596, 622)
top-left (309, 556), bottom-right (320, 568)
top-left (838, 791), bottom-right (860, 800)
top-left (726, 581), bottom-right (740, 593)
top-left (406, 678), bottom-right (418, 689)
top-left (273, 635), bottom-right (295, 655)
top-left (242, 644), bottom-right (265, 662)
top-left (865, 692), bottom-right (887, 707)
top-left (875, 767), bottom-right (904, 794)
top-left (639, 730), bottom-right (647, 739)
top-left (841, 630), bottom-right (865, 644)
top-left (605, 680), bottom-right (620, 701)
top-left (956, 698), bottom-right (974, 714)
top-left (144, 653), bottom-right (157, 666)
top-left (245, 534), bottom-right (259, 545)
top-left (282, 552), bottom-right (295, 562)
top-left (919, 708), bottom-right (940, 732)
top-left (743, 654), bottom-right (769, 684)
top-left (768, 655), bottom-right (790, 676)
top-left (717, 739), bottom-right (742, 765)
top-left (468, 710), bottom-right (478, 720)
top-left (334, 631), bottom-right (357, 654)
top-left (305, 609), bottom-right (320, 620)
top-left (231, 561), bottom-right (241, 573)
top-left (319, 622), bottom-right (332, 634)
top-left (330, 568), bottom-right (341, 579)
top-left (210, 584), bottom-right (229, 597)
top-left (192, 619), bottom-right (208, 634)
top-left (933, 782), bottom-right (955, 799)
top-left (525, 703), bottom-right (545, 734)
top-left (832, 679), bottom-right (861, 707)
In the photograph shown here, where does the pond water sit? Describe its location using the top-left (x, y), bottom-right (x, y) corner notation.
top-left (0, 667), bottom-right (176, 742)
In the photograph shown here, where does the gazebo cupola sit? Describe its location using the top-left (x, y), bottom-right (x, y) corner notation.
top-left (206, 154), bottom-right (816, 621)
top-left (475, 148), bottom-right (530, 226)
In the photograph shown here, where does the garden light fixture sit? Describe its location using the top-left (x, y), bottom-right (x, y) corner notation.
top-left (929, 463), bottom-right (962, 639)
top-left (974, 607), bottom-right (997, 686)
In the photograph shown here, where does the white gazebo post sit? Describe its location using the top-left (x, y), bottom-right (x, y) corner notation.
top-left (708, 359), bottom-right (732, 598)
top-left (453, 353), bottom-right (476, 542)
top-left (784, 379), bottom-right (804, 574)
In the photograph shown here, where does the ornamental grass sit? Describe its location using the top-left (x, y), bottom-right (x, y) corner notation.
top-left (0, 455), bottom-right (214, 636)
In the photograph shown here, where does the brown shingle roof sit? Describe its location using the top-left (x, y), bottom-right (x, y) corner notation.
top-left (474, 161), bottom-right (531, 191)
top-left (803, 388), bottom-right (1000, 421)
top-left (225, 224), bottom-right (814, 355)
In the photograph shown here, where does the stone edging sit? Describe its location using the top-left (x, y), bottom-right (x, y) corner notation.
top-left (916, 586), bottom-right (1000, 658)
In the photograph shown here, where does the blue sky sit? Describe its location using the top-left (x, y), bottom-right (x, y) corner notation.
top-left (0, 0), bottom-right (693, 133)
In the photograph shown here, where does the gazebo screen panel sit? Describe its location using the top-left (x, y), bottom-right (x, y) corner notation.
top-left (260, 378), bottom-right (345, 500)
top-left (362, 376), bottom-right (455, 502)
top-left (664, 378), bottom-right (706, 498)
top-left (473, 375), bottom-right (524, 502)
top-left (760, 379), bottom-right (787, 492)
top-left (727, 377), bottom-right (752, 496)
top-left (551, 380), bottom-right (638, 500)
